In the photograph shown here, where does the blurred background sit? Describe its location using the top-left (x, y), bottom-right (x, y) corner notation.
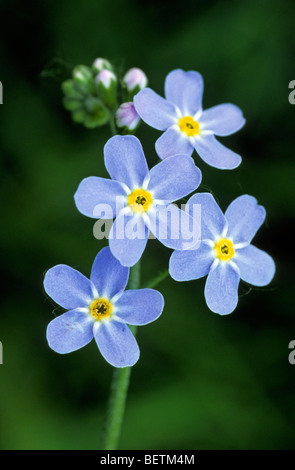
top-left (0, 0), bottom-right (295, 450)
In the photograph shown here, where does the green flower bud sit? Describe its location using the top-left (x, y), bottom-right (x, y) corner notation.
top-left (62, 97), bottom-right (83, 112)
top-left (92, 58), bottom-right (113, 75)
top-left (61, 79), bottom-right (83, 100)
top-left (72, 109), bottom-right (87, 123)
top-left (83, 96), bottom-right (110, 128)
top-left (72, 65), bottom-right (95, 94)
top-left (84, 108), bottom-right (110, 128)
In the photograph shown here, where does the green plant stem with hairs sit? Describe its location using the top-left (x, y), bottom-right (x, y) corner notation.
top-left (101, 260), bottom-right (140, 450)
top-left (101, 117), bottom-right (170, 450)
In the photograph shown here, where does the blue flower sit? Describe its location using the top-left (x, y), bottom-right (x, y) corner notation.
top-left (44, 247), bottom-right (164, 367)
top-left (169, 193), bottom-right (275, 315)
top-left (74, 135), bottom-right (202, 267)
top-left (134, 69), bottom-right (245, 169)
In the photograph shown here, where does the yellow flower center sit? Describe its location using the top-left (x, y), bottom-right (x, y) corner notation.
top-left (90, 298), bottom-right (113, 321)
top-left (128, 188), bottom-right (152, 213)
top-left (178, 116), bottom-right (200, 136)
top-left (214, 238), bottom-right (235, 261)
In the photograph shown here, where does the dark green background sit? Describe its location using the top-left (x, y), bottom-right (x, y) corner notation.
top-left (0, 0), bottom-right (294, 450)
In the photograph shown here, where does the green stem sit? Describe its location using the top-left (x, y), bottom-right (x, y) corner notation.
top-left (109, 111), bottom-right (117, 137)
top-left (128, 258), bottom-right (141, 291)
top-left (101, 260), bottom-right (141, 450)
top-left (144, 268), bottom-right (169, 289)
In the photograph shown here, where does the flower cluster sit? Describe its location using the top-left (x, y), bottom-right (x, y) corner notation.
top-left (45, 67), bottom-right (275, 368)
top-left (61, 58), bottom-right (145, 132)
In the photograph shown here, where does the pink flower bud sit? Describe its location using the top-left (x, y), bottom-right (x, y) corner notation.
top-left (123, 68), bottom-right (147, 92)
top-left (116, 102), bottom-right (140, 130)
top-left (95, 69), bottom-right (117, 89)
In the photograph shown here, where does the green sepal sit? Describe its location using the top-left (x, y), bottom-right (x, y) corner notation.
top-left (118, 121), bottom-right (141, 136)
top-left (121, 83), bottom-right (147, 103)
top-left (84, 108), bottom-right (110, 128)
top-left (83, 97), bottom-right (110, 128)
top-left (96, 80), bottom-right (117, 109)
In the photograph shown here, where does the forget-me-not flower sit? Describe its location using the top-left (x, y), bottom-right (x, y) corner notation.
top-left (134, 69), bottom-right (245, 169)
top-left (169, 193), bottom-right (275, 315)
top-left (74, 135), bottom-right (202, 267)
top-left (44, 247), bottom-right (164, 367)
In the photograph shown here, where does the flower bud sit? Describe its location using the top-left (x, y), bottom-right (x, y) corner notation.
top-left (92, 58), bottom-right (113, 74)
top-left (123, 68), bottom-right (148, 94)
top-left (71, 109), bottom-right (87, 123)
top-left (72, 65), bottom-right (95, 94)
top-left (95, 69), bottom-right (116, 88)
top-left (83, 96), bottom-right (110, 128)
top-left (62, 97), bottom-right (83, 111)
top-left (116, 102), bottom-right (140, 132)
top-left (61, 79), bottom-right (83, 100)
top-left (95, 70), bottom-right (117, 108)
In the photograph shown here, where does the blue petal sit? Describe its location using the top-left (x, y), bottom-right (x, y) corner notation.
top-left (169, 242), bottom-right (214, 281)
top-left (115, 288), bottom-right (164, 325)
top-left (205, 262), bottom-right (240, 315)
top-left (186, 193), bottom-right (227, 241)
top-left (147, 204), bottom-right (200, 250)
top-left (44, 265), bottom-right (95, 309)
top-left (90, 247), bottom-right (129, 299)
top-left (193, 134), bottom-right (242, 169)
top-left (134, 88), bottom-right (177, 130)
top-left (74, 177), bottom-right (126, 219)
top-left (104, 135), bottom-right (149, 190)
top-left (234, 244), bottom-right (275, 286)
top-left (46, 309), bottom-right (94, 354)
top-left (94, 320), bottom-right (139, 368)
top-left (109, 212), bottom-right (148, 267)
top-left (155, 128), bottom-right (194, 160)
top-left (148, 155), bottom-right (201, 202)
top-left (225, 195), bottom-right (266, 245)
top-left (164, 69), bottom-right (203, 116)
top-left (199, 104), bottom-right (246, 136)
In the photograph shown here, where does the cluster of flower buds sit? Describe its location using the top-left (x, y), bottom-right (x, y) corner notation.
top-left (62, 64), bottom-right (109, 129)
top-left (115, 67), bottom-right (148, 133)
top-left (61, 58), bottom-right (148, 133)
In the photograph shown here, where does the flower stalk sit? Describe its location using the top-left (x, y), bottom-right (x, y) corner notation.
top-left (101, 260), bottom-right (141, 450)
